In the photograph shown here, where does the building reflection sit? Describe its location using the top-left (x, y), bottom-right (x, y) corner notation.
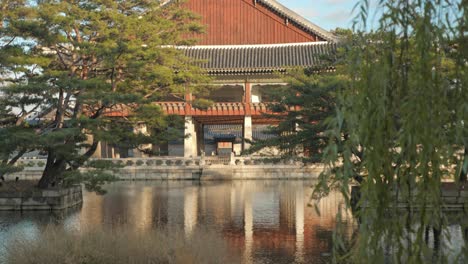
top-left (184, 186), bottom-right (198, 237)
top-left (74, 181), bottom-right (354, 263)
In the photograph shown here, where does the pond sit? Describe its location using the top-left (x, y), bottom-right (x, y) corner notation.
top-left (0, 180), bottom-right (356, 263)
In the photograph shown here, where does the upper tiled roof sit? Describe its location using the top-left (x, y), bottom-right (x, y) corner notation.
top-left (179, 42), bottom-right (337, 74)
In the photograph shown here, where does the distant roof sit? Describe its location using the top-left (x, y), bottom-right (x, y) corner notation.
top-left (179, 42), bottom-right (337, 75)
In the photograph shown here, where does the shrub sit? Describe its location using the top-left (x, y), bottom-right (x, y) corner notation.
top-left (125, 160), bottom-right (134, 166)
top-left (6, 226), bottom-right (237, 264)
top-left (135, 160), bottom-right (144, 166)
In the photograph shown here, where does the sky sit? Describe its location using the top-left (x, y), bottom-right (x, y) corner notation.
top-left (276, 0), bottom-right (359, 31)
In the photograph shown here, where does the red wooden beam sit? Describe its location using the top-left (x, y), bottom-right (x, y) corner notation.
top-left (244, 82), bottom-right (252, 116)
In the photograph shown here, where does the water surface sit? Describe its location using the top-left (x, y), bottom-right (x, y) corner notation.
top-left (0, 181), bottom-right (354, 263)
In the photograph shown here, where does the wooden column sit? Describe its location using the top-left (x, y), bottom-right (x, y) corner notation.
top-left (244, 82), bottom-right (252, 115)
top-left (185, 92), bottom-right (193, 116)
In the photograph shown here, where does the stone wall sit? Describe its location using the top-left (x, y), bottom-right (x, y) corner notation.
top-left (8, 157), bottom-right (325, 181)
top-left (351, 184), bottom-right (468, 212)
top-left (0, 186), bottom-right (82, 211)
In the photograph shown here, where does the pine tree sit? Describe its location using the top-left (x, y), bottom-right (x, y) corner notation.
top-left (248, 29), bottom-right (350, 163)
top-left (0, 0), bottom-right (208, 190)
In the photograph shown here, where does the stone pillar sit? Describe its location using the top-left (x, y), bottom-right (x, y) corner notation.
top-left (86, 134), bottom-right (102, 158)
top-left (110, 146), bottom-right (115, 159)
top-left (93, 142), bottom-right (102, 158)
top-left (243, 116), bottom-right (253, 151)
top-left (184, 116), bottom-right (197, 158)
top-left (196, 123), bottom-right (204, 156)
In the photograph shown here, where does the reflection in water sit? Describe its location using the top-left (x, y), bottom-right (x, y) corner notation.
top-left (184, 186), bottom-right (198, 237)
top-left (0, 181), bottom-right (355, 263)
top-left (295, 184), bottom-right (304, 263)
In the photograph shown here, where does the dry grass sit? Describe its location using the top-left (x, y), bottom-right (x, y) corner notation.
top-left (5, 226), bottom-right (238, 264)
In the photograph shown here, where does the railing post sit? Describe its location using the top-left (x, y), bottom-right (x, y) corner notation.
top-left (200, 151), bottom-right (205, 166)
top-left (243, 116), bottom-right (252, 151)
top-left (230, 151), bottom-right (236, 165)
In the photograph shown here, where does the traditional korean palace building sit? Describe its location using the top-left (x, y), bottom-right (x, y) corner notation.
top-left (100, 0), bottom-right (338, 159)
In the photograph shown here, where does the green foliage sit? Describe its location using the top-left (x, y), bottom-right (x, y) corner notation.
top-left (192, 98), bottom-right (214, 110)
top-left (248, 68), bottom-right (347, 162)
top-left (0, 0), bottom-right (208, 188)
top-left (63, 159), bottom-right (123, 194)
top-left (0, 163), bottom-right (23, 175)
top-left (318, 0), bottom-right (468, 263)
top-left (62, 170), bottom-right (116, 195)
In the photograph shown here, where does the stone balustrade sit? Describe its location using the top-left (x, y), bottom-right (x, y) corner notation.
top-left (14, 156), bottom-right (310, 168)
top-left (8, 157), bottom-right (324, 181)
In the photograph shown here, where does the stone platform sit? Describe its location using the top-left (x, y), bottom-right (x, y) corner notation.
top-left (0, 185), bottom-right (83, 211)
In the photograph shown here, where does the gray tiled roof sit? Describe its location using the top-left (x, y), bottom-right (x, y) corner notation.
top-left (180, 42), bottom-right (337, 74)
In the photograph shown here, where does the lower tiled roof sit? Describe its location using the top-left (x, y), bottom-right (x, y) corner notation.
top-left (179, 42), bottom-right (336, 75)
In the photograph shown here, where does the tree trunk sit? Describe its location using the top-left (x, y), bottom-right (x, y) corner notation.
top-left (38, 150), bottom-right (66, 189)
top-left (459, 146), bottom-right (468, 182)
top-left (69, 139), bottom-right (99, 171)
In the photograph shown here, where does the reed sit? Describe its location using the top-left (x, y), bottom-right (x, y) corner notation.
top-left (5, 226), bottom-right (237, 264)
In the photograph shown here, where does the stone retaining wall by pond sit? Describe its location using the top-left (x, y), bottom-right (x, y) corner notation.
top-left (0, 186), bottom-right (82, 211)
top-left (351, 184), bottom-right (468, 212)
top-left (8, 158), bottom-right (325, 181)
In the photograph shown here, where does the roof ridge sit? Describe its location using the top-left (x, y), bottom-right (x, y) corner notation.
top-left (176, 41), bottom-right (333, 50)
